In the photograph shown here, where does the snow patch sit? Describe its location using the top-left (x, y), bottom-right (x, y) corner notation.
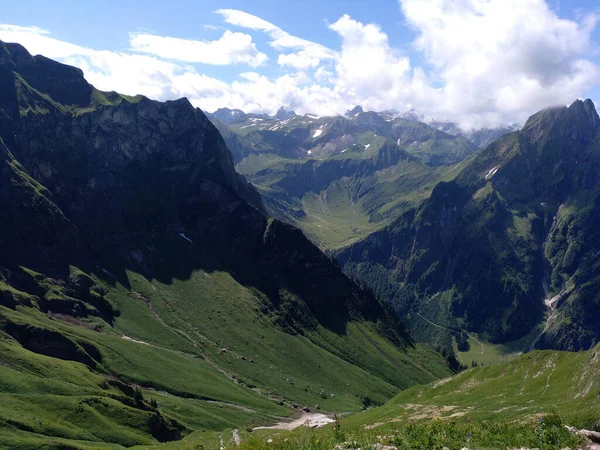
top-left (306, 114), bottom-right (320, 119)
top-left (364, 144), bottom-right (371, 150)
top-left (312, 129), bottom-right (323, 138)
top-left (485, 166), bottom-right (499, 179)
top-left (307, 150), bottom-right (312, 155)
top-left (179, 233), bottom-right (194, 244)
top-left (341, 149), bottom-right (347, 153)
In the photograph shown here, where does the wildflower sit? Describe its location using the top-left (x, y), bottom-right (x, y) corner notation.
top-left (467, 417), bottom-right (471, 422)
top-left (467, 432), bottom-right (471, 438)
top-left (267, 438), bottom-right (273, 444)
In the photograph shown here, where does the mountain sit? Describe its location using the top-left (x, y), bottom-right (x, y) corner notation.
top-left (0, 40), bottom-right (453, 447)
top-left (209, 107), bottom-right (477, 167)
top-left (346, 105), bottom-right (364, 117)
top-left (207, 106), bottom-right (478, 250)
top-left (337, 99), bottom-right (600, 353)
top-left (430, 120), bottom-right (518, 148)
top-left (275, 106), bottom-right (296, 120)
top-left (211, 107), bottom-right (247, 124)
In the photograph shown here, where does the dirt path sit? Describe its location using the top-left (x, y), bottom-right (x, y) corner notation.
top-left (416, 313), bottom-right (451, 331)
top-left (416, 314), bottom-right (485, 355)
top-left (253, 413), bottom-right (334, 431)
top-left (468, 334), bottom-right (485, 355)
top-left (232, 428), bottom-right (241, 446)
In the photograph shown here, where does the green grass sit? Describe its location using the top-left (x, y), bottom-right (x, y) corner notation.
top-left (0, 234), bottom-right (450, 448)
top-left (452, 327), bottom-right (546, 367)
top-left (223, 417), bottom-right (584, 450)
top-left (197, 345), bottom-right (600, 450)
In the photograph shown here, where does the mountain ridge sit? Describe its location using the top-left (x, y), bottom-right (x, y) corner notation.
top-left (337, 98), bottom-right (600, 352)
top-left (0, 39), bottom-right (452, 447)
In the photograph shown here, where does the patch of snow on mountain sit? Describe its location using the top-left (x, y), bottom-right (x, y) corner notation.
top-left (312, 129), bottom-right (323, 138)
top-left (179, 233), bottom-right (194, 244)
top-left (485, 166), bottom-right (499, 179)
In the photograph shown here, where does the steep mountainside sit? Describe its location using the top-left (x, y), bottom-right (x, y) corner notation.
top-left (338, 100), bottom-right (600, 352)
top-left (0, 41), bottom-right (450, 448)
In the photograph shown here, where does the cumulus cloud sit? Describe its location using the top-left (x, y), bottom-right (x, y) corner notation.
top-left (327, 15), bottom-right (413, 110)
top-left (216, 9), bottom-right (335, 70)
top-left (129, 30), bottom-right (267, 66)
top-left (399, 0), bottom-right (600, 128)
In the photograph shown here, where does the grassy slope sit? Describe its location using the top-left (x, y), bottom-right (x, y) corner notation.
top-left (0, 234), bottom-right (450, 448)
top-left (145, 345), bottom-right (600, 450)
top-left (173, 345), bottom-right (599, 450)
top-left (250, 154), bottom-right (470, 251)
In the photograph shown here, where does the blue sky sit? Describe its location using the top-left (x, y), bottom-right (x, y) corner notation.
top-left (2, 0), bottom-right (600, 129)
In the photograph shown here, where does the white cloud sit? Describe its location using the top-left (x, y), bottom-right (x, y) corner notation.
top-left (327, 15), bottom-right (413, 110)
top-left (2, 1), bottom-right (599, 130)
top-left (399, 0), bottom-right (600, 128)
top-left (216, 9), bottom-right (335, 70)
top-left (129, 30), bottom-right (267, 66)
top-left (0, 24), bottom-right (94, 58)
top-left (0, 24), bottom-right (232, 102)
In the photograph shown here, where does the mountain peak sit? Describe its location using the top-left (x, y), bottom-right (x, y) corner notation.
top-left (275, 106), bottom-right (296, 120)
top-left (567, 98), bottom-right (600, 129)
top-left (0, 39), bottom-right (92, 107)
top-left (346, 105), bottom-right (364, 116)
top-left (211, 107), bottom-right (246, 124)
top-left (522, 99), bottom-right (599, 145)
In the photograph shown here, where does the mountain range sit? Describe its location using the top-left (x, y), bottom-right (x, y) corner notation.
top-left (1, 38), bottom-right (600, 449)
top-left (0, 40), bottom-right (450, 447)
top-left (208, 100), bottom-right (600, 356)
top-left (207, 105), bottom-right (511, 252)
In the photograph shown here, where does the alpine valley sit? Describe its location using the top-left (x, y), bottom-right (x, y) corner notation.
top-left (209, 99), bottom-right (600, 358)
top-left (0, 39), bottom-right (599, 450)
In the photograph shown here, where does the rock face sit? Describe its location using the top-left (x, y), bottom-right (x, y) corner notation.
top-left (338, 100), bottom-right (600, 351)
top-left (275, 106), bottom-right (296, 121)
